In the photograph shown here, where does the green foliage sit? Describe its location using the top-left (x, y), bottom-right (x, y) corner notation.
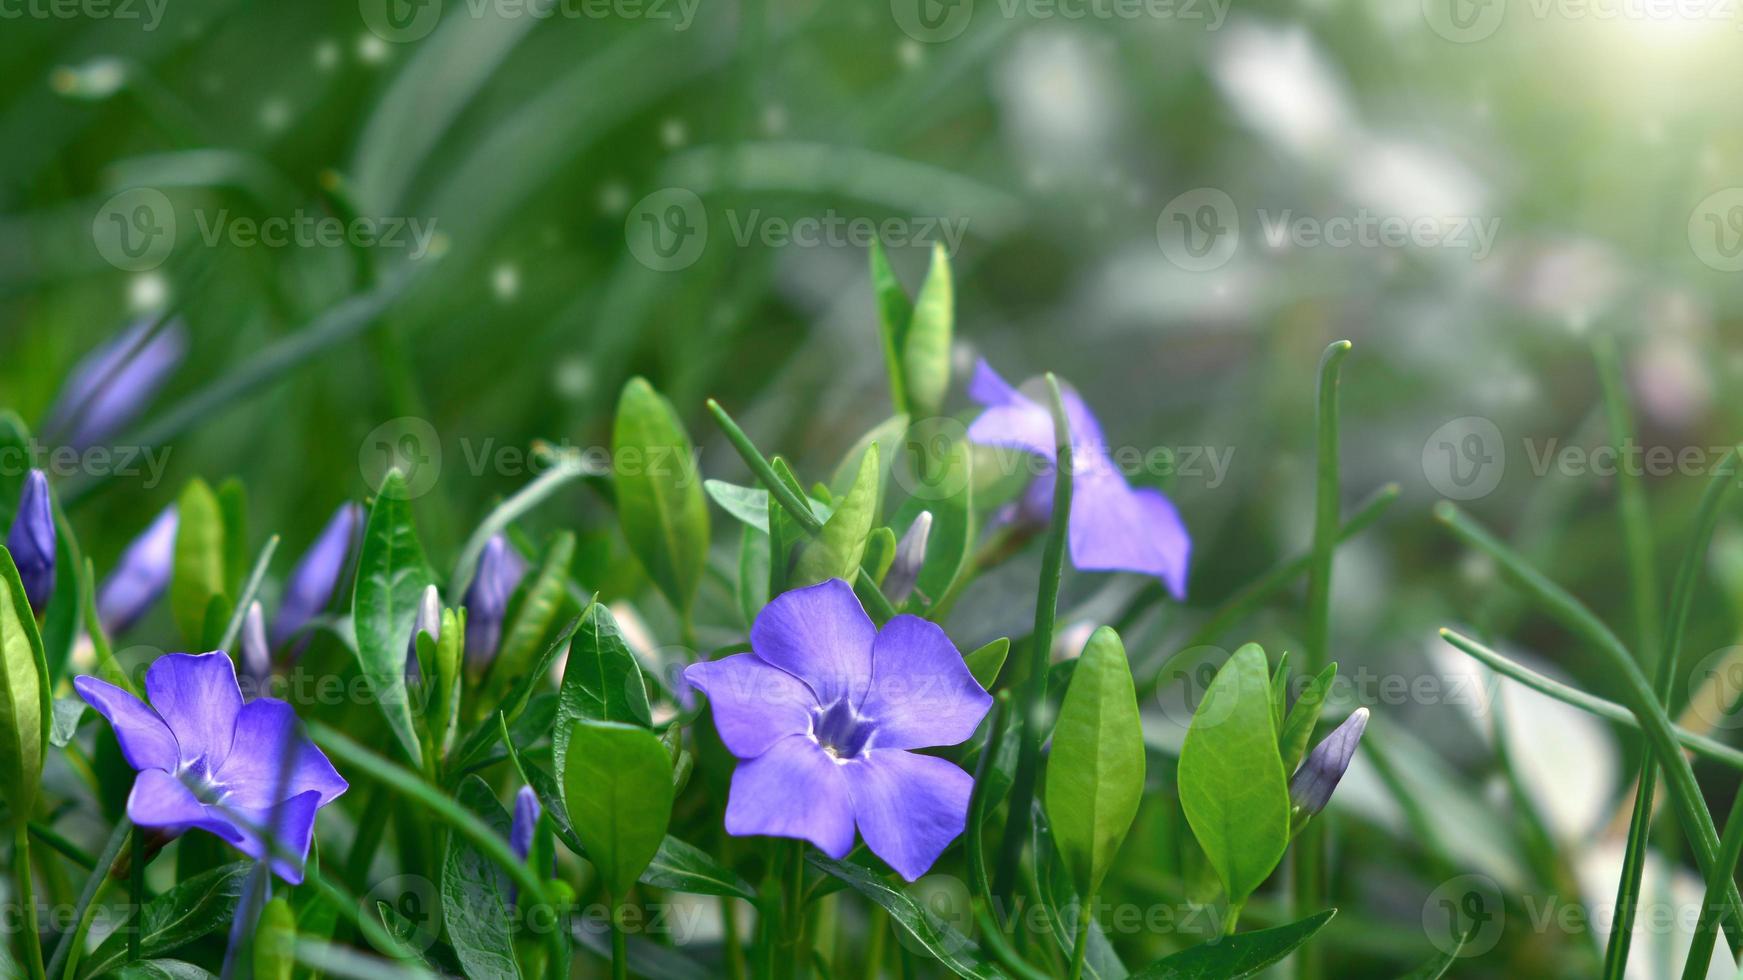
top-left (170, 478), bottom-right (228, 649)
top-left (612, 377), bottom-right (709, 615)
top-left (442, 777), bottom-right (524, 980)
top-left (794, 443), bottom-right (880, 588)
top-left (1045, 625), bottom-right (1146, 900)
top-left (0, 547), bottom-right (49, 828)
top-left (561, 719), bottom-right (674, 898)
top-left (1131, 910), bottom-right (1337, 979)
top-left (352, 469), bottom-right (435, 767)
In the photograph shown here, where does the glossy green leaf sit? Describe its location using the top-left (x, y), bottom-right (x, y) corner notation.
top-left (1130, 910), bottom-right (1336, 979)
top-left (170, 478), bottom-right (227, 648)
top-left (830, 414), bottom-right (907, 511)
top-left (870, 239), bottom-right (914, 414)
top-left (640, 835), bottom-right (756, 901)
top-left (352, 469), bottom-right (434, 767)
top-left (613, 377), bottom-right (709, 613)
top-left (82, 862), bottom-right (252, 978)
top-left (705, 480), bottom-right (831, 534)
top-left (1278, 664), bottom-right (1337, 775)
top-left (809, 855), bottom-right (1002, 980)
top-left (0, 547), bottom-right (49, 828)
top-left (965, 637), bottom-right (1009, 690)
top-left (895, 436), bottom-right (973, 613)
top-left (1033, 809), bottom-right (1129, 980)
top-left (442, 776), bottom-right (524, 980)
top-left (479, 531), bottom-right (575, 704)
top-left (863, 526), bottom-right (897, 583)
top-left (1045, 626), bottom-right (1145, 899)
top-left (40, 499), bottom-right (83, 683)
top-left (1268, 651), bottom-right (1291, 734)
top-left (902, 243), bottom-right (954, 419)
top-left (1177, 644), bottom-right (1290, 906)
top-left (1398, 931), bottom-right (1465, 980)
top-left (794, 443), bottom-right (879, 588)
top-left (0, 412), bottom-right (28, 529)
top-left (449, 616), bottom-right (582, 774)
top-left (554, 603), bottom-right (652, 794)
top-left (115, 961), bottom-right (216, 980)
top-left (561, 719), bottom-right (673, 896)
top-left (253, 896), bottom-right (295, 980)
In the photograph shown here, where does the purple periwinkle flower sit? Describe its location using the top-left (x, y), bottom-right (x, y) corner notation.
top-left (884, 511), bottom-right (931, 606)
top-left (7, 470), bottom-right (55, 613)
top-left (47, 317), bottom-right (188, 450)
top-left (463, 535), bottom-right (528, 674)
top-left (271, 502), bottom-right (362, 649)
top-left (1289, 707), bottom-right (1369, 818)
top-left (684, 579), bottom-right (992, 881)
top-left (97, 505), bottom-right (177, 636)
top-left (967, 359), bottom-right (1192, 600)
top-left (74, 653), bottom-right (348, 884)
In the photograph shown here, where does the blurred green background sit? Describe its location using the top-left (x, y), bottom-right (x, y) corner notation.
top-left (6, 0), bottom-right (1743, 973)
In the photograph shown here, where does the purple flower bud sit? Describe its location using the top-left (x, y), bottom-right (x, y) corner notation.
top-left (47, 317), bottom-right (187, 450)
top-left (407, 584), bottom-right (441, 683)
top-left (98, 505), bottom-right (177, 636)
top-left (1289, 707), bottom-right (1369, 818)
top-left (7, 470), bottom-right (56, 613)
top-left (510, 785), bottom-right (541, 863)
top-left (884, 511), bottom-right (932, 605)
top-left (463, 535), bottom-right (527, 674)
top-left (239, 601), bottom-right (271, 691)
top-left (272, 502), bottom-right (362, 649)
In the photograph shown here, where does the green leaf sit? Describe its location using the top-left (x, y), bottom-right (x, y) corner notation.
top-left (1268, 651), bottom-right (1291, 734)
top-left (0, 411), bottom-right (30, 527)
top-left (794, 444), bottom-right (879, 588)
top-left (1397, 931), bottom-right (1465, 980)
top-left (50, 696), bottom-right (85, 747)
top-left (1177, 643), bottom-right (1290, 906)
top-left (613, 377), bottom-right (709, 613)
top-left (479, 531), bottom-right (576, 702)
top-left (894, 436), bottom-right (974, 613)
top-left (442, 776), bottom-right (524, 980)
top-left (0, 547), bottom-right (49, 827)
top-left (863, 526), bottom-right (898, 584)
top-left (1044, 626), bottom-right (1145, 900)
top-left (965, 638), bottom-right (1009, 690)
top-left (217, 477), bottom-right (249, 596)
top-left (705, 480), bottom-right (831, 535)
top-left (253, 896), bottom-right (296, 980)
top-left (115, 961), bottom-right (217, 980)
top-left (1033, 809), bottom-right (1129, 980)
top-left (1129, 910), bottom-right (1337, 979)
top-left (870, 238), bottom-right (915, 414)
top-left (448, 616), bottom-right (582, 774)
top-left (901, 243), bottom-right (954, 419)
top-left (640, 835), bottom-right (756, 901)
top-left (170, 478), bottom-right (228, 648)
top-left (830, 414), bottom-right (907, 511)
top-left (40, 499), bottom-right (84, 683)
top-left (561, 719), bottom-right (674, 896)
top-left (554, 603), bottom-right (652, 794)
top-left (82, 862), bottom-right (252, 978)
top-left (352, 470), bottom-right (434, 768)
top-left (808, 855), bottom-right (1001, 980)
top-left (1278, 663), bottom-right (1337, 775)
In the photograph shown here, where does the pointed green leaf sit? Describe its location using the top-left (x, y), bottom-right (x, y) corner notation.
top-left (893, 435), bottom-right (974, 612)
top-left (442, 776), bottom-right (524, 980)
top-left (705, 480), bottom-right (830, 533)
top-left (902, 244), bottom-right (954, 419)
top-left (252, 897), bottom-right (295, 980)
top-left (811, 855), bottom-right (1002, 979)
top-left (1178, 644), bottom-right (1290, 906)
top-left (554, 603), bottom-right (653, 797)
top-left (562, 719), bottom-right (674, 897)
top-left (1130, 909), bottom-right (1336, 979)
top-left (82, 862), bottom-right (252, 977)
top-left (352, 470), bottom-right (433, 767)
top-left (1044, 626), bottom-right (1146, 899)
top-left (830, 414), bottom-right (907, 511)
top-left (114, 960), bottom-right (217, 980)
top-left (170, 479), bottom-right (227, 648)
top-left (0, 547), bottom-right (50, 827)
top-left (1279, 664), bottom-right (1337, 775)
top-left (870, 239), bottom-right (914, 414)
top-left (794, 444), bottom-right (879, 588)
top-left (640, 835), bottom-right (756, 901)
top-left (1269, 651), bottom-right (1291, 734)
top-left (965, 637), bottom-right (1009, 690)
top-left (0, 411), bottom-right (30, 527)
top-left (613, 377), bottom-right (709, 613)
top-left (1032, 809), bottom-right (1129, 980)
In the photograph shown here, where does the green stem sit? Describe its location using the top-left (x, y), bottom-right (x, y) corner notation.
top-left (45, 819), bottom-right (130, 980)
top-left (991, 376), bottom-right (1073, 906)
top-left (1295, 339), bottom-right (1350, 980)
top-left (1605, 445), bottom-right (1738, 980)
top-left (1682, 784), bottom-right (1743, 978)
top-left (28, 823), bottom-right (95, 872)
top-left (1224, 898), bottom-right (1246, 937)
top-left (1594, 336), bottom-right (1661, 661)
top-left (1068, 891), bottom-right (1093, 980)
top-left (783, 841), bottom-right (809, 979)
top-left (1436, 503), bottom-right (1743, 952)
top-left (968, 692), bottom-right (1013, 909)
top-left (127, 829), bottom-right (144, 963)
top-left (722, 894), bottom-right (745, 980)
top-left (14, 824), bottom-right (45, 980)
top-left (611, 895), bottom-right (629, 980)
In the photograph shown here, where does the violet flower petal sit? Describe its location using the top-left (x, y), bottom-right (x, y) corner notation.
top-left (859, 616), bottom-right (991, 750)
top-left (463, 534), bottom-right (528, 673)
top-left (683, 654), bottom-right (816, 759)
top-left (49, 318), bottom-right (188, 450)
top-left (271, 502), bottom-right (361, 648)
top-left (723, 734), bottom-right (855, 858)
top-left (749, 579), bottom-right (876, 707)
top-left (213, 699), bottom-right (349, 810)
top-left (842, 748), bottom-right (974, 882)
top-left (144, 653), bottom-right (243, 774)
top-left (129, 770), bottom-right (323, 883)
top-left (964, 359), bottom-right (1105, 455)
top-left (97, 505), bottom-right (177, 636)
top-left (1069, 472), bottom-right (1191, 600)
top-left (7, 470), bottom-right (56, 613)
top-left (72, 675), bottom-right (179, 772)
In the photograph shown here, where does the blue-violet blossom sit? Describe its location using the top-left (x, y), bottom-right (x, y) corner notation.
top-left (97, 505), bottom-right (177, 636)
top-left (967, 359), bottom-right (1191, 600)
top-left (684, 579), bottom-right (992, 881)
top-left (271, 502), bottom-right (362, 649)
top-left (47, 317), bottom-right (187, 450)
top-left (463, 534), bottom-right (528, 675)
top-left (75, 652), bottom-right (348, 883)
top-left (7, 470), bottom-right (55, 613)
top-left (1289, 706), bottom-right (1369, 817)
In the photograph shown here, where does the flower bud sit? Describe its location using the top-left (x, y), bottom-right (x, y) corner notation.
top-left (239, 601), bottom-right (271, 691)
top-left (463, 534), bottom-right (527, 677)
top-left (97, 505), bottom-right (177, 636)
top-left (885, 511), bottom-right (932, 605)
top-left (7, 470), bottom-right (55, 613)
top-left (407, 584), bottom-right (441, 684)
top-left (47, 317), bottom-right (187, 450)
top-left (272, 502), bottom-right (362, 649)
top-left (510, 785), bottom-right (541, 863)
top-left (1289, 707), bottom-right (1369, 818)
